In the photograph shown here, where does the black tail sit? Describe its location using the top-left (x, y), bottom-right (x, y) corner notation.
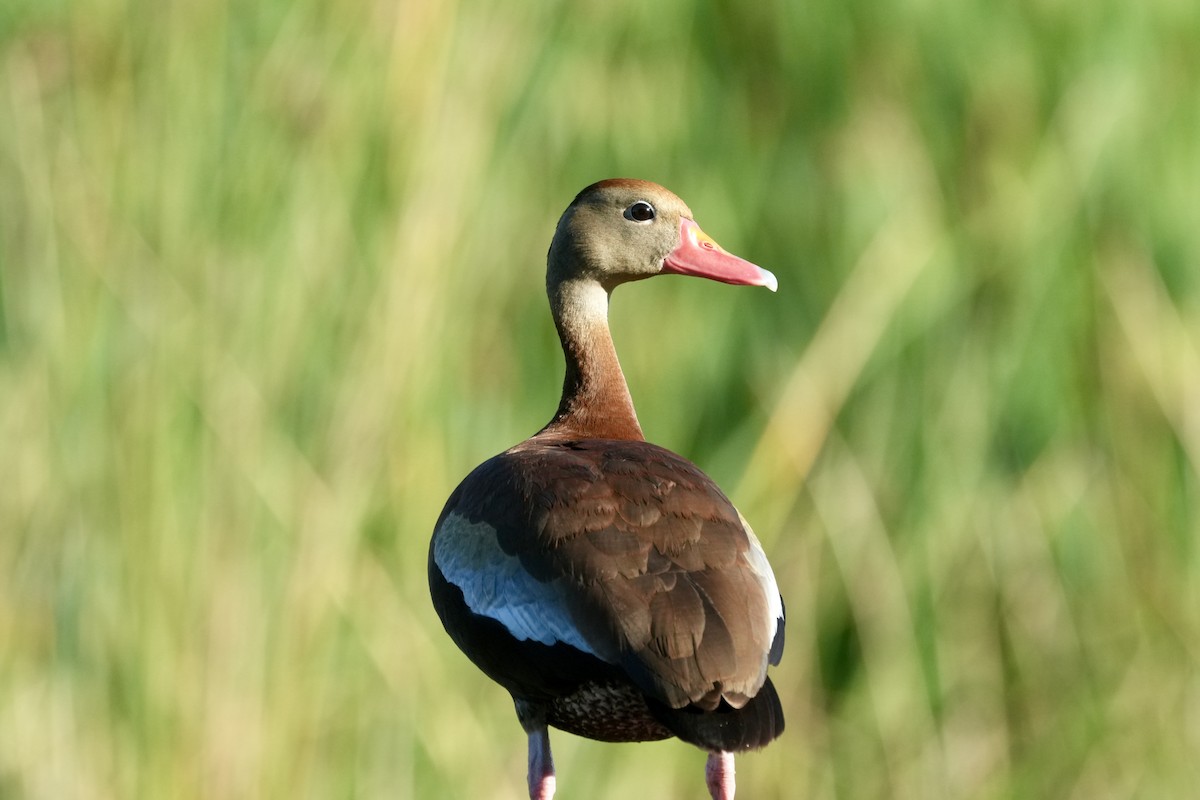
top-left (647, 677), bottom-right (785, 752)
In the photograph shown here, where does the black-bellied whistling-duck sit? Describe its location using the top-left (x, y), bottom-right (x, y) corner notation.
top-left (429, 179), bottom-right (784, 800)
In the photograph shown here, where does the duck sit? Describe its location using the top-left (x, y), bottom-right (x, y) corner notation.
top-left (429, 179), bottom-right (784, 800)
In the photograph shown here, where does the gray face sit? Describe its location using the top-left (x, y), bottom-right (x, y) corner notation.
top-left (547, 180), bottom-right (694, 290)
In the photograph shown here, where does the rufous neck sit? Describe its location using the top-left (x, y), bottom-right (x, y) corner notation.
top-left (538, 278), bottom-right (643, 441)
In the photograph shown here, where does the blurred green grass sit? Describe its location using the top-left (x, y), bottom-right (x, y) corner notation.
top-left (2, 0), bottom-right (1198, 797)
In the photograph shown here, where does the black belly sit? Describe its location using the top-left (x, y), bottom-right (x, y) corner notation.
top-left (544, 682), bottom-right (673, 742)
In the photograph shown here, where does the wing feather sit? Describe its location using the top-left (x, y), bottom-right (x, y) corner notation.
top-left (434, 437), bottom-right (785, 711)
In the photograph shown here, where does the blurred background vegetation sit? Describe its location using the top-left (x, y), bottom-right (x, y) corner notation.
top-left (2, 0), bottom-right (1198, 797)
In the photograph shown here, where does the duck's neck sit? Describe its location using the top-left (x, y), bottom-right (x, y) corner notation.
top-left (538, 278), bottom-right (644, 441)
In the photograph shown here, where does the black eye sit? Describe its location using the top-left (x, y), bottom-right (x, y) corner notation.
top-left (626, 201), bottom-right (656, 222)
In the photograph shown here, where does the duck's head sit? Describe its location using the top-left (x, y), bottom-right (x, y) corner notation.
top-left (547, 179), bottom-right (777, 293)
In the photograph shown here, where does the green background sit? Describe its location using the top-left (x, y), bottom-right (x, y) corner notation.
top-left (2, 0), bottom-right (1198, 797)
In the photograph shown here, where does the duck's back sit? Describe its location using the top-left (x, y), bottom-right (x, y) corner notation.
top-left (429, 436), bottom-right (785, 751)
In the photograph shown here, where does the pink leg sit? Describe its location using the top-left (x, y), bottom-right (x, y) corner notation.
top-left (705, 751), bottom-right (735, 799)
top-left (527, 726), bottom-right (556, 800)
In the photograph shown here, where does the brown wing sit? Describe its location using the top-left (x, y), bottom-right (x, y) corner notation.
top-left (454, 437), bottom-right (783, 711)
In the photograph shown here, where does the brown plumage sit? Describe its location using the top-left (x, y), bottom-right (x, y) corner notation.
top-left (429, 179), bottom-right (783, 800)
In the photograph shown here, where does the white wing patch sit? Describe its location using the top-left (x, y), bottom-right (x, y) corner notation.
top-left (434, 512), bottom-right (596, 655)
top-left (738, 511), bottom-right (784, 638)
